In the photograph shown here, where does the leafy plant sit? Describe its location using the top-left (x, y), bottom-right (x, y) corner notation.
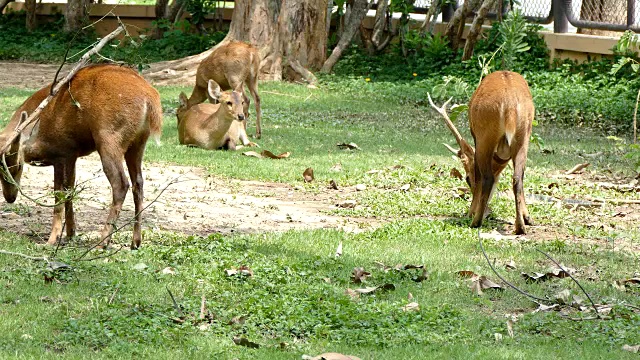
top-left (498, 9), bottom-right (530, 70)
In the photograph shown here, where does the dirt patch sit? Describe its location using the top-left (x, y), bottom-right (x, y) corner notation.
top-left (0, 61), bottom-right (74, 89)
top-left (0, 154), bottom-right (378, 242)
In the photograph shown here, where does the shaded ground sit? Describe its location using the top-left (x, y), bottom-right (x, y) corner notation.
top-left (0, 61), bottom-right (74, 89)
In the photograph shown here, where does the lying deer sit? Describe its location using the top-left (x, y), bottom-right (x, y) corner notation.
top-left (0, 64), bottom-right (162, 248)
top-left (187, 41), bottom-right (263, 138)
top-left (428, 71), bottom-right (534, 235)
top-left (178, 80), bottom-right (255, 150)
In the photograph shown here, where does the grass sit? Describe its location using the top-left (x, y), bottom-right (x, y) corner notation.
top-left (0, 78), bottom-right (639, 359)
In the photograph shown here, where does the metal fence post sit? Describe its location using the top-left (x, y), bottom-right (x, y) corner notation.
top-left (553, 0), bottom-right (569, 33)
top-left (628, 0), bottom-right (636, 28)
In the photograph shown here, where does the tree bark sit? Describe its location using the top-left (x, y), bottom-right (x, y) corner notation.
top-left (25, 0), bottom-right (37, 31)
top-left (64, 0), bottom-right (88, 32)
top-left (420, 0), bottom-right (440, 34)
top-left (577, 0), bottom-right (626, 36)
top-left (0, 0), bottom-right (15, 14)
top-left (369, 0), bottom-right (392, 52)
top-left (462, 0), bottom-right (497, 60)
top-left (143, 0), bottom-right (329, 85)
top-left (445, 0), bottom-right (481, 50)
top-left (321, 0), bottom-right (369, 73)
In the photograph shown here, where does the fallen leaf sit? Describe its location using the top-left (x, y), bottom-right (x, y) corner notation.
top-left (494, 333), bottom-right (503, 342)
top-left (548, 182), bottom-right (559, 189)
top-left (330, 163), bottom-right (343, 172)
top-left (565, 162), bottom-right (590, 175)
top-left (198, 323), bottom-right (211, 331)
top-left (554, 289), bottom-right (572, 305)
top-left (505, 259), bottom-right (517, 271)
top-left (337, 142), bottom-right (361, 150)
top-left (242, 151), bottom-right (262, 158)
top-left (323, 277), bottom-right (331, 283)
top-left (402, 302), bottom-right (420, 312)
top-left (302, 353), bottom-right (362, 360)
top-left (336, 200), bottom-right (357, 208)
top-left (480, 229), bottom-right (519, 241)
top-left (470, 275), bottom-right (503, 296)
top-left (161, 267), bottom-right (176, 275)
top-left (624, 278), bottom-right (640, 285)
top-left (387, 164), bottom-right (405, 170)
top-left (457, 270), bottom-right (477, 278)
top-left (400, 184), bottom-right (411, 191)
top-left (261, 150), bottom-right (290, 159)
top-left (522, 268), bottom-right (572, 283)
top-left (345, 288), bottom-right (359, 299)
top-left (450, 168), bottom-right (463, 180)
top-left (533, 303), bottom-right (558, 313)
top-left (225, 265), bottom-right (253, 277)
top-left (232, 336), bottom-right (260, 349)
top-left (228, 315), bottom-right (246, 326)
top-left (303, 167), bottom-right (314, 183)
top-left (402, 264), bottom-right (424, 270)
top-left (354, 283), bottom-right (395, 294)
top-left (335, 241), bottom-right (343, 257)
top-left (506, 319), bottom-right (514, 338)
top-left (612, 280), bottom-right (626, 291)
top-left (329, 179), bottom-right (339, 190)
top-left (366, 169), bottom-right (383, 175)
top-left (351, 267), bottom-right (371, 284)
top-left (355, 184), bottom-right (366, 191)
top-left (413, 268), bottom-right (429, 283)
top-left (408, 292), bottom-right (414, 300)
top-left (622, 344), bottom-right (640, 353)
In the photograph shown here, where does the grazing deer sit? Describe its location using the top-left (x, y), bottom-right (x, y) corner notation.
top-left (187, 41), bottom-right (263, 139)
top-left (428, 71), bottom-right (534, 235)
top-left (178, 80), bottom-right (255, 150)
top-left (0, 64), bottom-right (162, 248)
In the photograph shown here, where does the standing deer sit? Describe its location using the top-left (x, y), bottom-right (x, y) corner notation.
top-left (188, 41), bottom-right (263, 138)
top-left (0, 64), bottom-right (162, 248)
top-left (177, 80), bottom-right (255, 150)
top-left (428, 71), bottom-right (534, 235)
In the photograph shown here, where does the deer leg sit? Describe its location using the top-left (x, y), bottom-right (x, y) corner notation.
top-left (125, 144), bottom-right (145, 249)
top-left (512, 149), bottom-right (531, 235)
top-left (187, 84), bottom-right (209, 108)
top-left (247, 75), bottom-right (262, 139)
top-left (98, 151), bottom-right (129, 248)
top-left (470, 153), bottom-right (495, 229)
top-left (63, 158), bottom-right (77, 239)
top-left (47, 164), bottom-right (65, 245)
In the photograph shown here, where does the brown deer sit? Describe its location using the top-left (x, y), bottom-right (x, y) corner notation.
top-left (428, 71), bottom-right (534, 235)
top-left (188, 41), bottom-right (263, 138)
top-left (178, 80), bottom-right (255, 150)
top-left (0, 64), bottom-right (162, 248)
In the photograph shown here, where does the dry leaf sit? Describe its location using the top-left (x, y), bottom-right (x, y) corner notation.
top-left (336, 200), bottom-right (356, 208)
top-left (323, 277), bottom-right (332, 283)
top-left (335, 241), bottom-right (343, 257)
top-left (261, 150), bottom-right (290, 159)
top-left (533, 303), bottom-right (558, 313)
top-left (337, 142), bottom-right (361, 150)
top-left (400, 184), bottom-right (411, 191)
top-left (565, 162), bottom-right (590, 175)
top-left (522, 268), bottom-right (571, 283)
top-left (408, 292), bottom-right (414, 300)
top-left (506, 319), bottom-right (514, 338)
top-left (366, 169), bottom-right (383, 174)
top-left (624, 278), bottom-right (640, 285)
top-left (554, 289), bottom-right (572, 305)
top-left (329, 179), bottom-right (339, 190)
top-left (457, 270), bottom-right (477, 278)
top-left (228, 315), bottom-right (246, 326)
top-left (225, 265), bottom-right (253, 277)
top-left (622, 345), bottom-right (640, 353)
top-left (505, 259), bottom-right (517, 271)
top-left (413, 268), bottom-right (429, 283)
top-left (330, 163), bottom-right (342, 172)
top-left (161, 267), bottom-right (176, 275)
top-left (402, 302), bottom-right (420, 312)
top-left (242, 151), bottom-right (262, 158)
top-left (354, 283), bottom-right (395, 294)
top-left (303, 167), bottom-right (314, 183)
top-left (548, 182), bottom-right (559, 189)
top-left (355, 184), bottom-right (366, 191)
top-left (470, 275), bottom-right (503, 296)
top-left (494, 333), bottom-right (503, 342)
top-left (450, 168), bottom-right (463, 180)
top-left (232, 336), bottom-right (260, 349)
top-left (351, 267), bottom-right (371, 284)
top-left (302, 353), bottom-right (362, 360)
top-left (345, 288), bottom-right (359, 299)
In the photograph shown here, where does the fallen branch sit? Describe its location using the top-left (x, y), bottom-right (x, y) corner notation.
top-left (588, 198), bottom-right (640, 205)
top-left (478, 231), bottom-right (549, 304)
top-left (0, 24), bottom-right (125, 155)
top-left (0, 249), bottom-right (49, 262)
top-left (535, 249), bottom-right (601, 319)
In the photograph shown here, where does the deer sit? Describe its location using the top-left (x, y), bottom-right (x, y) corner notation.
top-left (177, 80), bottom-right (256, 150)
top-left (0, 64), bottom-right (163, 249)
top-left (428, 70), bottom-right (534, 235)
top-left (187, 41), bottom-right (263, 139)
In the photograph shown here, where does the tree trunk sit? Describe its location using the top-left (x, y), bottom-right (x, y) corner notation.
top-left (0, 0), bottom-right (15, 14)
top-left (152, 0), bottom-right (170, 39)
top-left (462, 0), bottom-right (497, 60)
top-left (369, 0), bottom-right (392, 52)
top-left (143, 0), bottom-right (328, 85)
top-left (445, 0), bottom-right (481, 50)
top-left (321, 0), bottom-right (369, 73)
top-left (420, 0), bottom-right (440, 34)
top-left (25, 0), bottom-right (37, 31)
top-left (64, 0), bottom-right (88, 32)
top-left (577, 0), bottom-right (626, 36)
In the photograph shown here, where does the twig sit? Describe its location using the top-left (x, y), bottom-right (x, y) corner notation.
top-left (535, 249), bottom-right (601, 319)
top-left (166, 286), bottom-right (183, 317)
top-left (0, 24), bottom-right (125, 156)
top-left (199, 294), bottom-right (207, 320)
top-left (588, 198), bottom-right (640, 205)
top-left (478, 230), bottom-right (549, 303)
top-left (74, 176), bottom-right (191, 261)
top-left (0, 249), bottom-right (49, 262)
top-left (108, 287), bottom-right (119, 305)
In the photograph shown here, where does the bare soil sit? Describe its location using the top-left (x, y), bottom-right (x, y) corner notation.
top-left (0, 61), bottom-right (74, 89)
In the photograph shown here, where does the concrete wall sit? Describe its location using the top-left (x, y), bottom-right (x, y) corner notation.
top-left (5, 2), bottom-right (623, 62)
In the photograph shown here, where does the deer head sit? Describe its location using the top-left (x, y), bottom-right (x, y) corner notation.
top-left (206, 80), bottom-right (245, 122)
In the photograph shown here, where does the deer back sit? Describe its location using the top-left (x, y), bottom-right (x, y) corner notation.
top-left (195, 41), bottom-right (259, 91)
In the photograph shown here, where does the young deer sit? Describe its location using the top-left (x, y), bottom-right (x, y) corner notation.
top-left (187, 41), bottom-right (263, 138)
top-left (178, 80), bottom-right (253, 150)
top-left (0, 64), bottom-right (162, 248)
top-left (429, 71), bottom-right (534, 235)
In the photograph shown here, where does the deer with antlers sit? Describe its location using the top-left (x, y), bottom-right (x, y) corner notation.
top-left (0, 64), bottom-right (162, 248)
top-left (428, 71), bottom-right (534, 235)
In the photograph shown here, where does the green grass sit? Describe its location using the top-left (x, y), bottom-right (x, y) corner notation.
top-left (1, 78), bottom-right (639, 359)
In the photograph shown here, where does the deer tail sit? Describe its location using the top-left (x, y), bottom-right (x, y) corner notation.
top-left (148, 99), bottom-right (163, 145)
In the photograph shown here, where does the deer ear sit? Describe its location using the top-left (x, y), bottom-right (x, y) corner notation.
top-left (178, 93), bottom-right (188, 108)
top-left (207, 80), bottom-right (222, 103)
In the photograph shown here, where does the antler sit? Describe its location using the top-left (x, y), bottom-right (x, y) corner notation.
top-left (427, 93), bottom-right (471, 153)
